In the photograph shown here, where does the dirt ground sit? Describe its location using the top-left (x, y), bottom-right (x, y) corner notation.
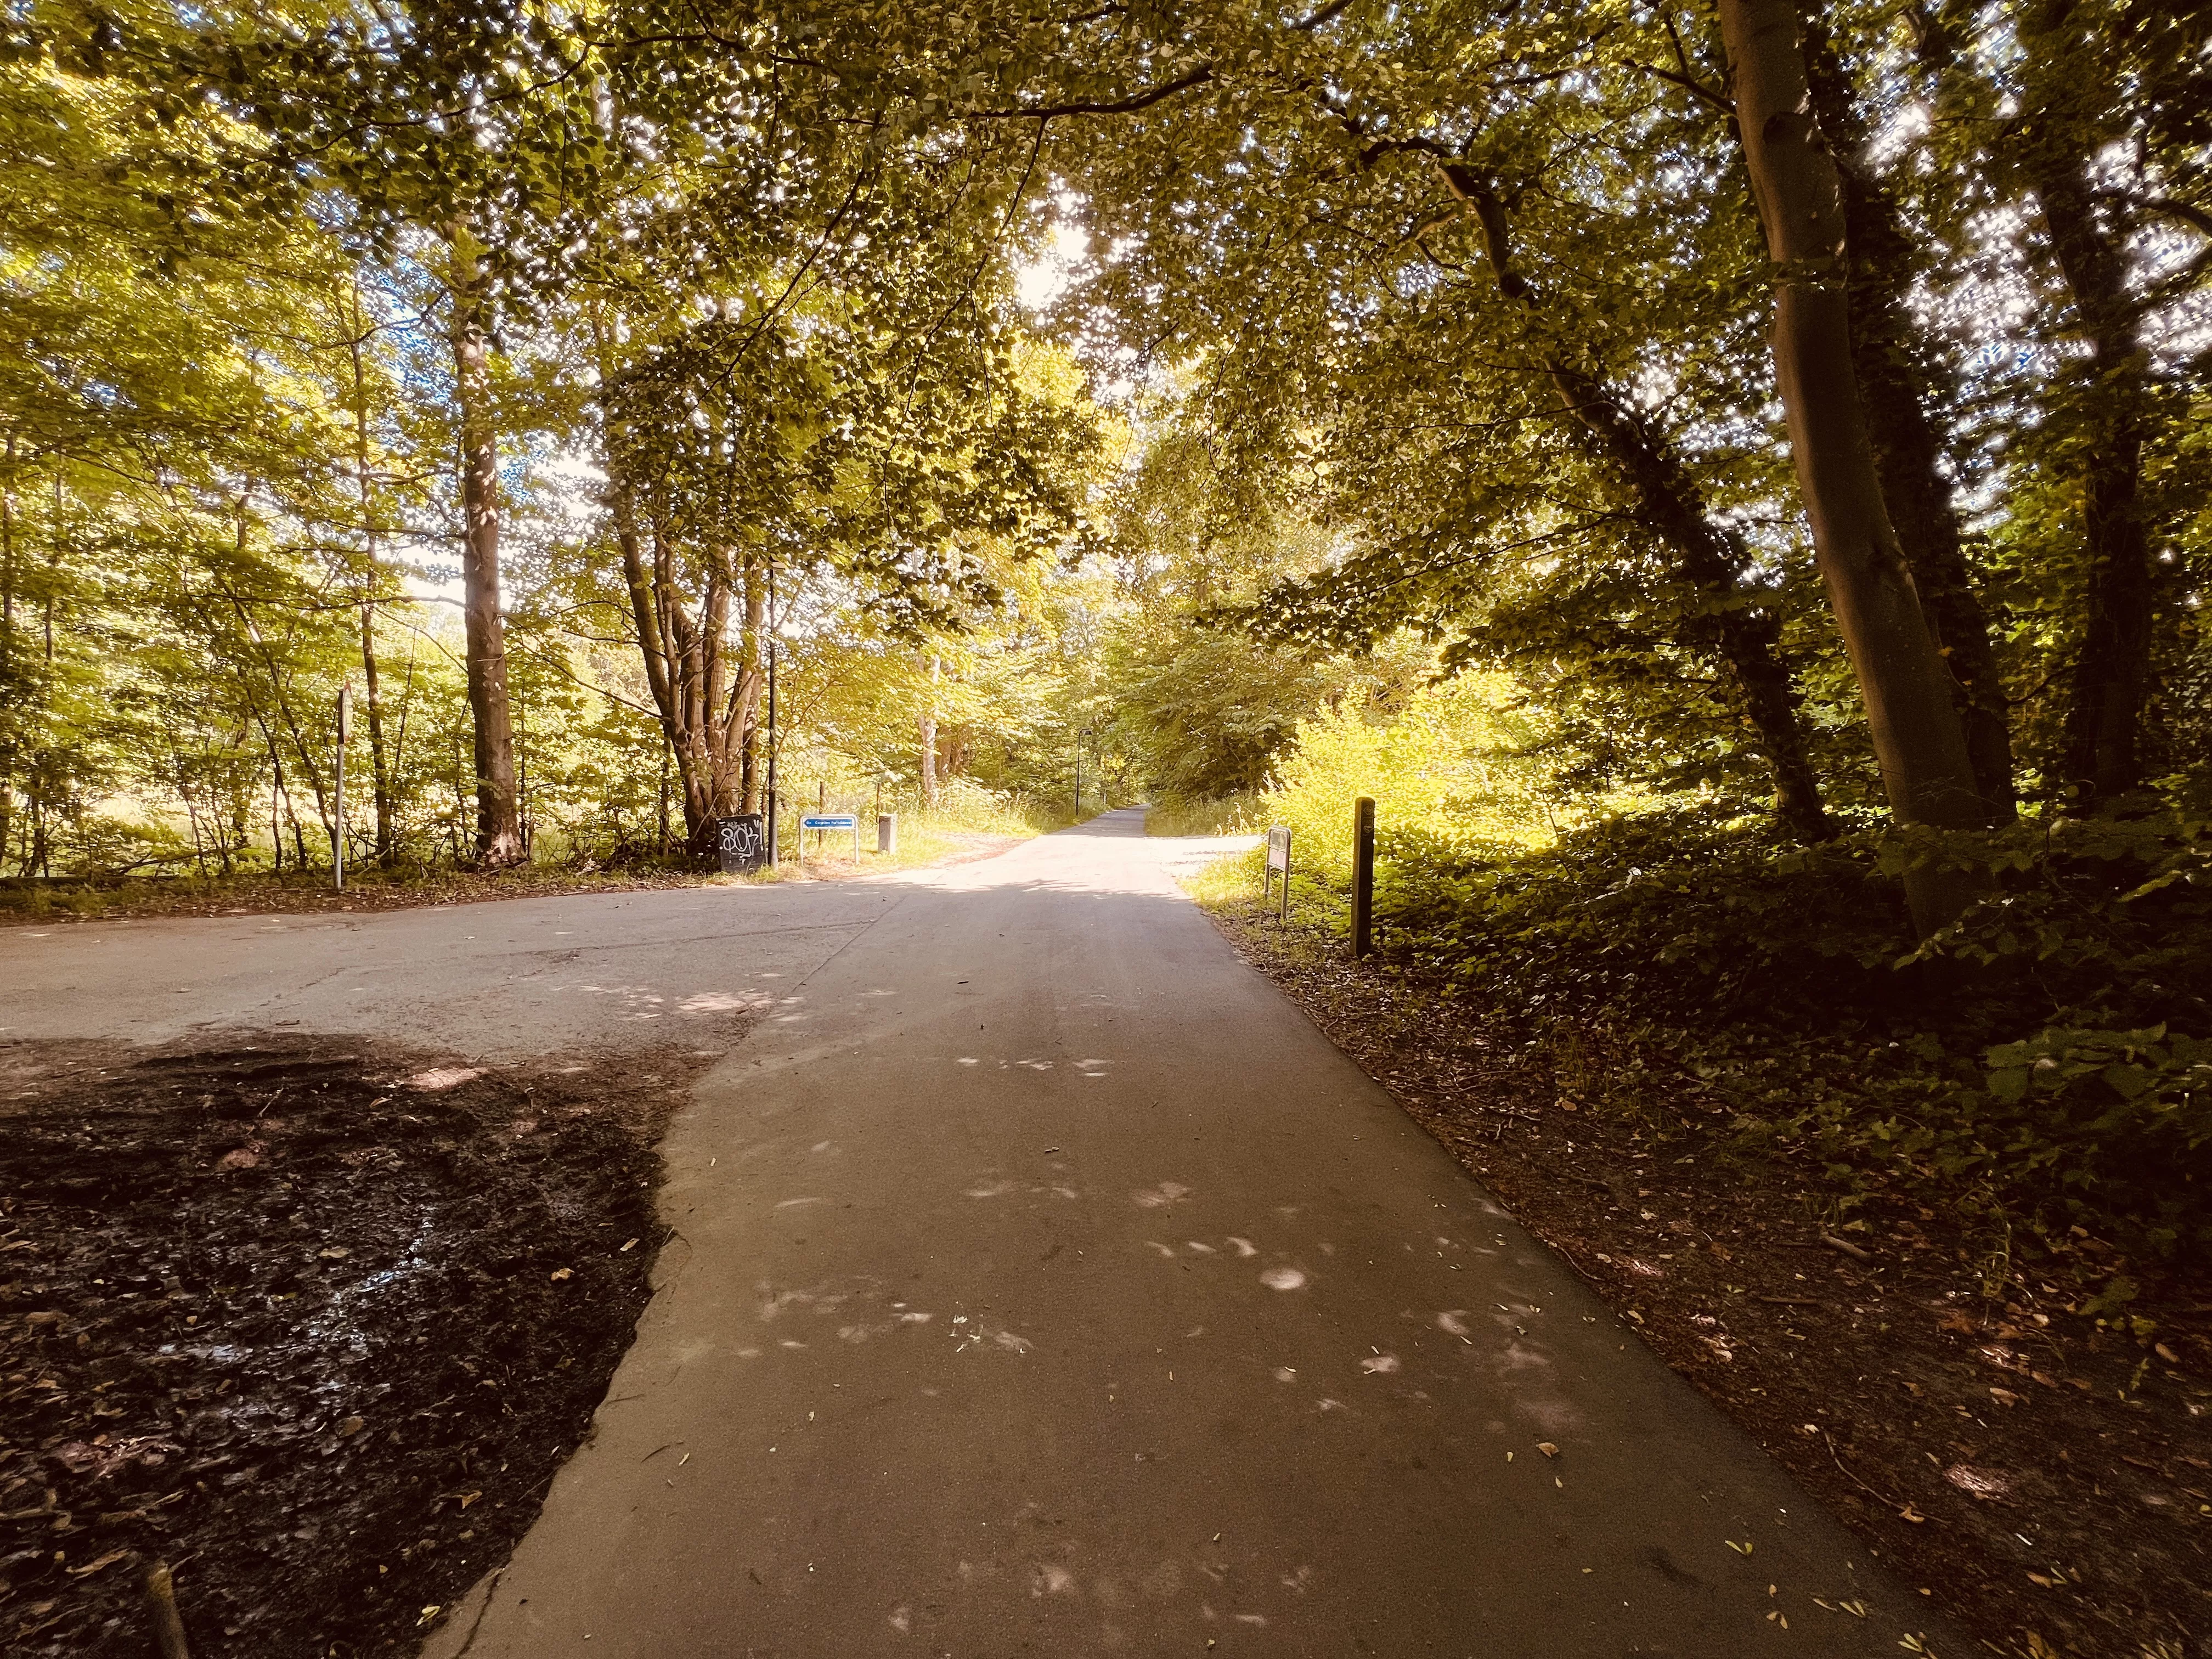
top-left (0, 832), bottom-right (1031, 930)
top-left (0, 867), bottom-right (732, 929)
top-left (0, 1036), bottom-right (713, 1658)
top-left (1207, 900), bottom-right (2211, 1659)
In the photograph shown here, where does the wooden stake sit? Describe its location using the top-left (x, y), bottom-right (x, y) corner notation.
top-left (145, 1560), bottom-right (191, 1659)
top-left (1352, 798), bottom-right (1375, 958)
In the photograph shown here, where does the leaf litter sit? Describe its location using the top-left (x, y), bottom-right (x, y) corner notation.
top-left (0, 1034), bottom-right (712, 1656)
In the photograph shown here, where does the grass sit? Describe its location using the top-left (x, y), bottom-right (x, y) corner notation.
top-left (0, 784), bottom-right (1103, 916)
top-left (1144, 794), bottom-right (1268, 838)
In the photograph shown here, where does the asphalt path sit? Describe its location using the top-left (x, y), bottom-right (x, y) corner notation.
top-left (3, 810), bottom-right (1946, 1656)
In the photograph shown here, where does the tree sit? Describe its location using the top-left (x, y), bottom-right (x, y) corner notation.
top-left (1715, 0), bottom-right (1989, 931)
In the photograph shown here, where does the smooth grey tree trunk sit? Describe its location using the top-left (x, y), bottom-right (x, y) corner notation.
top-left (448, 229), bottom-right (524, 866)
top-left (1717, 0), bottom-right (1988, 935)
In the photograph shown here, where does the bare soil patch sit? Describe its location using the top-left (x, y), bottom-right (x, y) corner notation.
top-left (1206, 899), bottom-right (2211, 1659)
top-left (0, 1035), bottom-right (715, 1657)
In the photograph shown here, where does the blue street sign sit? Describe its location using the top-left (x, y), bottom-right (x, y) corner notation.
top-left (800, 814), bottom-right (859, 831)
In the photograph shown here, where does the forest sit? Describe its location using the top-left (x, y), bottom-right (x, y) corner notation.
top-left (3, 0), bottom-right (2207, 1221)
top-left (3, 0), bottom-right (2210, 1652)
top-left (9, 0), bottom-right (2205, 1233)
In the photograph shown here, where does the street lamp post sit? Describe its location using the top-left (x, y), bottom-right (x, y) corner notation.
top-left (1076, 727), bottom-right (1094, 821)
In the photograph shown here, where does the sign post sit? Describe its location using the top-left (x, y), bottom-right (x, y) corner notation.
top-left (334, 682), bottom-right (352, 891)
top-left (713, 814), bottom-right (769, 873)
top-left (1265, 826), bottom-right (1293, 921)
top-left (800, 813), bottom-right (860, 873)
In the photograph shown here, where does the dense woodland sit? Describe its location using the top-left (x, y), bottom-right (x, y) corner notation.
top-left (2, 1), bottom-right (2208, 1268)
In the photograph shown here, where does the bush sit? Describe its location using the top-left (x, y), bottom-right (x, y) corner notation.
top-left (1359, 803), bottom-right (2212, 1264)
top-left (1379, 805), bottom-right (1909, 1025)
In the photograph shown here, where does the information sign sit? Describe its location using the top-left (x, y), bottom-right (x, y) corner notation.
top-left (1265, 825), bottom-right (1293, 921)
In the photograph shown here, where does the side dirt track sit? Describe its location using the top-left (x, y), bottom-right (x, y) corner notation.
top-left (0, 1037), bottom-right (709, 1658)
top-left (0, 833), bottom-right (1030, 930)
top-left (1203, 898), bottom-right (2210, 1659)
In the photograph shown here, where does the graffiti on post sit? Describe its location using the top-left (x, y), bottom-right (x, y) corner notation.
top-left (716, 814), bottom-right (769, 873)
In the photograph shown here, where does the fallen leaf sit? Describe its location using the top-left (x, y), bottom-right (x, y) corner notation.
top-left (318, 1246), bottom-right (351, 1261)
top-left (1937, 1311), bottom-right (1979, 1335)
top-left (1898, 1504), bottom-right (1926, 1523)
top-left (550, 1267), bottom-right (572, 1282)
top-left (1536, 1442), bottom-right (1559, 1459)
top-left (2155, 1342), bottom-right (2180, 1363)
top-left (1725, 1539), bottom-right (1753, 1555)
top-left (1945, 1464), bottom-right (2010, 1500)
top-left (405, 1066), bottom-right (482, 1092)
top-left (457, 1491), bottom-right (481, 1510)
top-left (619, 1238), bottom-right (640, 1252)
top-left (1989, 1386), bottom-right (2023, 1407)
top-left (62, 1548), bottom-right (131, 1578)
top-left (417, 1606), bottom-right (443, 1628)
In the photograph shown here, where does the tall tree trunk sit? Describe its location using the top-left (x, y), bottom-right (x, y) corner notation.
top-left (358, 602), bottom-right (392, 861)
top-left (604, 439), bottom-right (749, 857)
top-left (1440, 166), bottom-right (1834, 846)
top-left (447, 228), bottom-right (524, 866)
top-left (1803, 26), bottom-right (2017, 819)
top-left (346, 298), bottom-right (397, 863)
top-left (2013, 18), bottom-right (2155, 809)
top-left (224, 498), bottom-right (333, 843)
top-left (738, 557), bottom-right (767, 814)
top-left (919, 654), bottom-right (941, 811)
top-left (1717, 0), bottom-right (1988, 936)
top-left (0, 437), bottom-right (16, 870)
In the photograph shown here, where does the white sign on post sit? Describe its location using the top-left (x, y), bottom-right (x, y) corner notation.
top-left (1265, 826), bottom-right (1291, 920)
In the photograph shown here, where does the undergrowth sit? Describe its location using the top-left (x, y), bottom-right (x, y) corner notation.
top-left (1146, 794), bottom-right (1267, 837)
top-left (1204, 798), bottom-right (2212, 1307)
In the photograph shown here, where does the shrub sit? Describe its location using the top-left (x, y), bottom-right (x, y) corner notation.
top-left (1359, 802), bottom-right (2212, 1263)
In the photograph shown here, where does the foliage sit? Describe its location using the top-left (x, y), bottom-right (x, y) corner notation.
top-left (1269, 668), bottom-right (1562, 882)
top-left (1348, 798), bottom-right (2212, 1263)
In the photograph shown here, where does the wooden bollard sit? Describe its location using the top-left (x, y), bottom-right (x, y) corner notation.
top-left (1352, 797), bottom-right (1375, 958)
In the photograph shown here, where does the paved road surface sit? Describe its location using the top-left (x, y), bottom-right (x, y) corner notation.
top-left (3, 810), bottom-right (1947, 1656)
